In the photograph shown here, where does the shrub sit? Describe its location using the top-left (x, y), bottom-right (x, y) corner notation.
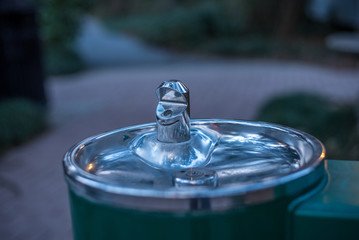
top-left (0, 99), bottom-right (47, 153)
top-left (101, 0), bottom-right (330, 57)
top-left (45, 44), bottom-right (84, 75)
top-left (33, 0), bottom-right (93, 75)
top-left (104, 1), bottom-right (247, 50)
top-left (256, 93), bottom-right (358, 160)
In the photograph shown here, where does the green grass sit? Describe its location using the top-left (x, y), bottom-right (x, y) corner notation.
top-left (256, 93), bottom-right (358, 160)
top-left (0, 99), bottom-right (47, 153)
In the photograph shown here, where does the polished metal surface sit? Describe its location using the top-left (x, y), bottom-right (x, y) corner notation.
top-left (131, 127), bottom-right (216, 170)
top-left (64, 120), bottom-right (326, 212)
top-left (156, 80), bottom-right (190, 116)
top-left (63, 79), bottom-right (325, 212)
top-left (156, 80), bottom-right (190, 143)
top-left (173, 168), bottom-right (218, 188)
top-left (136, 80), bottom-right (214, 170)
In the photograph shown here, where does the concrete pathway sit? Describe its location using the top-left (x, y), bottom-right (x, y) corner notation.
top-left (1, 60), bottom-right (359, 240)
top-left (75, 17), bottom-right (177, 66)
top-left (326, 32), bottom-right (359, 53)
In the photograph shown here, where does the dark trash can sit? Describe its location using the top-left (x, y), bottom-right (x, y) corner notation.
top-left (0, 0), bottom-right (46, 105)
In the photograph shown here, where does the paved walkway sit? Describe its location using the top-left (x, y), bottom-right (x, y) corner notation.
top-left (75, 17), bottom-right (178, 66)
top-left (1, 60), bottom-right (359, 240)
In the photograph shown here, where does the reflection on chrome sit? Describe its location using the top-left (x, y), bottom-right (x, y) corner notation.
top-left (65, 119), bottom-right (325, 211)
top-left (87, 163), bottom-right (94, 171)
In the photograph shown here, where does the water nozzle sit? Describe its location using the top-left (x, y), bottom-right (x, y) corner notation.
top-left (156, 80), bottom-right (191, 143)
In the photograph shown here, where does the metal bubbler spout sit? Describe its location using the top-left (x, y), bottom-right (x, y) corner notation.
top-left (156, 80), bottom-right (191, 143)
top-left (131, 79), bottom-right (217, 170)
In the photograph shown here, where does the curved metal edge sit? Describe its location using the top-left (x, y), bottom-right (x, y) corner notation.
top-left (63, 119), bottom-right (326, 212)
top-left (66, 162), bottom-right (326, 212)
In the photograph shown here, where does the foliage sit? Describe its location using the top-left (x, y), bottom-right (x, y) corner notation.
top-left (100, 0), bottom-right (338, 59)
top-left (197, 36), bottom-right (277, 56)
top-left (103, 1), bottom-right (248, 50)
top-left (256, 93), bottom-right (358, 160)
top-left (33, 0), bottom-right (93, 75)
top-left (0, 99), bottom-right (47, 153)
top-left (45, 44), bottom-right (84, 75)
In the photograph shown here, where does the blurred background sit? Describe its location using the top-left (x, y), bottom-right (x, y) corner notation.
top-left (1, 0), bottom-right (359, 239)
